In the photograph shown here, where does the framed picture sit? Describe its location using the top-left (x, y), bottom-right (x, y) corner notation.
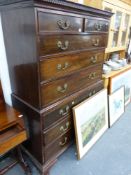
top-left (108, 86), bottom-right (125, 127)
top-left (73, 89), bottom-right (108, 160)
top-left (109, 69), bottom-right (131, 106)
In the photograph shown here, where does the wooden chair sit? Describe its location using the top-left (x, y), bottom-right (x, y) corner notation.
top-left (0, 81), bottom-right (31, 174)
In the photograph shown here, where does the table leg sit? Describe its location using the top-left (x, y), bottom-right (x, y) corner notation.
top-left (17, 146), bottom-right (32, 175)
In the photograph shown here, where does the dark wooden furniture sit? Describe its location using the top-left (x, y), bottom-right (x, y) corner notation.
top-left (0, 80), bottom-right (30, 174)
top-left (0, 0), bottom-right (112, 174)
top-left (0, 104), bottom-right (26, 154)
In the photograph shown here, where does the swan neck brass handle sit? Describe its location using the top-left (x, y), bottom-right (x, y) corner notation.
top-left (57, 20), bottom-right (70, 30)
top-left (59, 105), bottom-right (70, 116)
top-left (93, 90), bottom-right (96, 94)
top-left (57, 83), bottom-right (68, 93)
top-left (57, 62), bottom-right (69, 70)
top-left (95, 23), bottom-right (102, 31)
top-left (88, 92), bottom-right (92, 97)
top-left (90, 55), bottom-right (97, 63)
top-left (60, 122), bottom-right (70, 132)
top-left (111, 28), bottom-right (117, 32)
top-left (105, 23), bottom-right (109, 29)
top-left (57, 41), bottom-right (69, 50)
top-left (88, 90), bottom-right (96, 97)
top-left (89, 72), bottom-right (96, 79)
top-left (59, 137), bottom-right (68, 146)
top-left (92, 39), bottom-right (100, 46)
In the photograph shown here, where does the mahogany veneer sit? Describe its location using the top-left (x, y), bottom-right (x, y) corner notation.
top-left (40, 50), bottom-right (105, 81)
top-left (39, 34), bottom-right (108, 56)
top-left (0, 0), bottom-right (112, 174)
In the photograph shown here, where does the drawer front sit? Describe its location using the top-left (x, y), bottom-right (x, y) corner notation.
top-left (37, 11), bottom-right (83, 33)
top-left (39, 35), bottom-right (107, 56)
top-left (44, 130), bottom-right (73, 162)
top-left (85, 18), bottom-right (109, 32)
top-left (40, 50), bottom-right (104, 81)
top-left (43, 116), bottom-right (72, 146)
top-left (41, 64), bottom-right (103, 107)
top-left (0, 124), bottom-right (27, 155)
top-left (42, 80), bottom-right (104, 129)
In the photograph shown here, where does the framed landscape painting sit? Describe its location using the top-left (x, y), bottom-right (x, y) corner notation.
top-left (73, 89), bottom-right (108, 159)
top-left (109, 69), bottom-right (131, 106)
top-left (108, 86), bottom-right (125, 127)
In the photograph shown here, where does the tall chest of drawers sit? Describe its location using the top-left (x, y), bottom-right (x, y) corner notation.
top-left (0, 0), bottom-right (112, 174)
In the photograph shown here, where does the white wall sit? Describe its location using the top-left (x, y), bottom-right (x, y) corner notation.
top-left (0, 14), bottom-right (12, 105)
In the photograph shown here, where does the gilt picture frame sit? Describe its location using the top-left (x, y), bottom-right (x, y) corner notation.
top-left (73, 89), bottom-right (108, 160)
top-left (108, 86), bottom-right (125, 127)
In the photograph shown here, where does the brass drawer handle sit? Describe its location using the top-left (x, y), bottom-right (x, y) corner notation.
top-left (89, 72), bottom-right (96, 79)
top-left (57, 83), bottom-right (68, 93)
top-left (95, 23), bottom-right (102, 31)
top-left (88, 92), bottom-right (92, 97)
top-left (57, 62), bottom-right (69, 70)
top-left (57, 41), bottom-right (69, 50)
top-left (59, 105), bottom-right (69, 116)
top-left (60, 122), bottom-right (70, 132)
top-left (105, 23), bottom-right (109, 29)
top-left (59, 137), bottom-right (68, 146)
top-left (89, 90), bottom-right (96, 97)
top-left (93, 90), bottom-right (96, 94)
top-left (57, 20), bottom-right (70, 30)
top-left (90, 56), bottom-right (97, 63)
top-left (111, 28), bottom-right (117, 32)
top-left (92, 39), bottom-right (100, 46)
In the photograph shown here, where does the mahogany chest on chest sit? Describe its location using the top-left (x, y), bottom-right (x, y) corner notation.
top-left (0, 0), bottom-right (112, 174)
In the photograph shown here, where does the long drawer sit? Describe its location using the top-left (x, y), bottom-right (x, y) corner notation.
top-left (43, 116), bottom-right (72, 146)
top-left (42, 80), bottom-right (104, 129)
top-left (37, 11), bottom-right (83, 33)
top-left (40, 50), bottom-right (104, 82)
top-left (39, 34), bottom-right (107, 56)
top-left (44, 129), bottom-right (73, 162)
top-left (41, 64), bottom-right (103, 107)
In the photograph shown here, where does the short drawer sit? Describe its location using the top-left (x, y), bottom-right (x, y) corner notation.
top-left (41, 64), bottom-right (103, 107)
top-left (37, 11), bottom-right (83, 33)
top-left (44, 130), bottom-right (73, 162)
top-left (40, 50), bottom-right (104, 81)
top-left (85, 18), bottom-right (109, 32)
top-left (43, 116), bottom-right (72, 146)
top-left (39, 34), bottom-right (107, 56)
top-left (42, 80), bottom-right (104, 129)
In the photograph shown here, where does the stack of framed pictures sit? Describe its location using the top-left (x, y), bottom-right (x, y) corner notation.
top-left (109, 69), bottom-right (131, 106)
top-left (73, 69), bottom-right (131, 159)
top-left (108, 69), bottom-right (131, 126)
top-left (73, 89), bottom-right (108, 159)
